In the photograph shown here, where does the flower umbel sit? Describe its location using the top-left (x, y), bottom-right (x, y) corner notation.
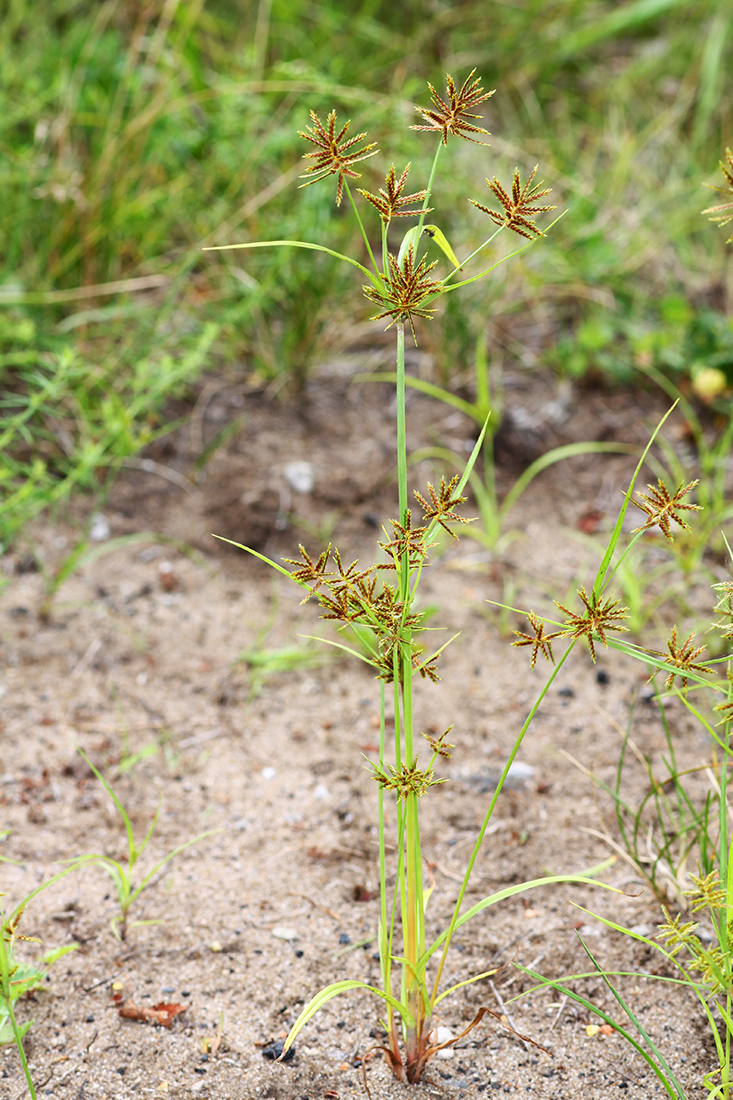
top-left (631, 478), bottom-right (701, 541)
top-left (702, 148), bottom-right (733, 243)
top-left (363, 247), bottom-right (443, 343)
top-left (423, 726), bottom-right (454, 758)
top-left (555, 586), bottom-right (629, 663)
top-left (299, 110), bottom-right (378, 206)
top-left (284, 544), bottom-right (333, 600)
top-left (370, 758), bottom-right (444, 800)
top-left (357, 163), bottom-right (429, 222)
top-left (512, 611), bottom-right (561, 669)
top-left (411, 69), bottom-right (494, 146)
top-left (469, 166), bottom-right (555, 240)
top-left (684, 869), bottom-right (728, 914)
top-left (414, 474), bottom-right (471, 538)
top-left (378, 510), bottom-right (429, 570)
top-left (663, 626), bottom-right (707, 693)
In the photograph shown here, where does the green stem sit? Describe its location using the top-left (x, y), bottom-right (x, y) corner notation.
top-left (396, 323), bottom-right (408, 527)
top-left (416, 142), bottom-right (443, 247)
top-left (430, 643), bottom-right (575, 1006)
top-left (1, 921), bottom-right (37, 1100)
top-left (6, 999), bottom-right (36, 1100)
top-left (344, 180), bottom-right (379, 275)
top-left (378, 679), bottom-right (392, 1039)
top-left (393, 650), bottom-right (407, 1039)
top-left (442, 226), bottom-right (504, 281)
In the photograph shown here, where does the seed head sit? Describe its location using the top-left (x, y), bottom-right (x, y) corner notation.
top-left (412, 69), bottom-right (494, 146)
top-left (357, 163), bottom-right (429, 222)
top-left (363, 246), bottom-right (444, 344)
top-left (414, 474), bottom-right (471, 538)
top-left (555, 586), bottom-right (629, 663)
top-left (512, 611), bottom-right (561, 669)
top-left (631, 479), bottom-right (701, 541)
top-left (469, 167), bottom-right (555, 240)
top-left (299, 110), bottom-right (378, 206)
top-left (662, 626), bottom-right (707, 693)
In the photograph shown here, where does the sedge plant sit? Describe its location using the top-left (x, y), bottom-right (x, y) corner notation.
top-left (206, 71), bottom-right (618, 1084)
top-left (508, 567), bottom-right (733, 1100)
top-left (501, 411), bottom-right (733, 1094)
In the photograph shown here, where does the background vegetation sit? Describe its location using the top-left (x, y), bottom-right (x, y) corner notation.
top-left (1, 0), bottom-right (732, 548)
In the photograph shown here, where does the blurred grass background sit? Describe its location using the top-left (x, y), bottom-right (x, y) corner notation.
top-left (1, 0), bottom-right (732, 548)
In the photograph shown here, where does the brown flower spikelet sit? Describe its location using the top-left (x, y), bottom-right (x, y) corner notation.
top-left (555, 586), bottom-right (629, 663)
top-left (363, 246), bottom-right (443, 344)
top-left (469, 166), bottom-right (555, 240)
top-left (299, 110), bottom-right (378, 206)
top-left (411, 69), bottom-right (494, 146)
top-left (357, 163), bottom-right (429, 222)
top-left (631, 479), bottom-right (701, 541)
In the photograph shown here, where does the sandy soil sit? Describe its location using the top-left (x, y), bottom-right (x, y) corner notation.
top-left (0, 363), bottom-right (722, 1099)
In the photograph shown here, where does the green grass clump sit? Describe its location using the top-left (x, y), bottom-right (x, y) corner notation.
top-left (2, 0), bottom-right (732, 547)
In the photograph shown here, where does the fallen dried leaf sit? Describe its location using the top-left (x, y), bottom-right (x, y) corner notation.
top-left (118, 999), bottom-right (186, 1028)
top-left (577, 509), bottom-right (604, 534)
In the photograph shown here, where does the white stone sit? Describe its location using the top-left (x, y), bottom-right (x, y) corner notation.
top-left (89, 513), bottom-right (111, 541)
top-left (272, 926), bottom-right (299, 941)
top-left (284, 461), bottom-right (314, 494)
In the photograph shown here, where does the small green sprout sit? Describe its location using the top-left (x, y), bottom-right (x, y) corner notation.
top-left (77, 749), bottom-right (218, 939)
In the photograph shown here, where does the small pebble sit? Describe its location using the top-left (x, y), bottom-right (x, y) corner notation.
top-left (284, 461), bottom-right (314, 494)
top-left (272, 926), bottom-right (299, 941)
top-left (161, 986), bottom-right (175, 994)
top-left (338, 933), bottom-right (351, 945)
top-left (261, 767), bottom-right (276, 780)
top-left (89, 513), bottom-right (111, 541)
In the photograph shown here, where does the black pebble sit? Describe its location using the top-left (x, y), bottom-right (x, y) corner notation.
top-left (262, 1040), bottom-right (295, 1062)
top-left (338, 933), bottom-right (351, 945)
top-left (85, 1015), bottom-right (94, 1023)
top-left (596, 669), bottom-right (610, 685)
top-left (294, 949), bottom-right (304, 958)
top-left (558, 686), bottom-right (575, 698)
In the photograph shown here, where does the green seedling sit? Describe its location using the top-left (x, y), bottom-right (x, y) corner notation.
top-left (237, 641), bottom-right (328, 699)
top-left (77, 749), bottom-right (218, 939)
top-left (206, 70), bottom-right (619, 1084)
top-left (0, 869), bottom-right (82, 1100)
top-left (39, 531), bottom-right (209, 622)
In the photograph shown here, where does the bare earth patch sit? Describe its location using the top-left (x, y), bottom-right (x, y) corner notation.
top-left (0, 370), bottom-right (714, 1098)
